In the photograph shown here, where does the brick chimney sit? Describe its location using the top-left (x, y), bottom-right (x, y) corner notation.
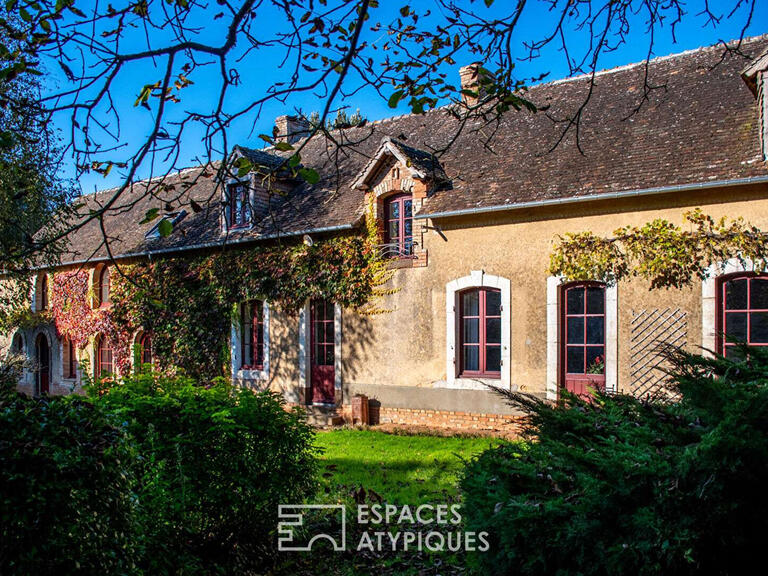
top-left (275, 114), bottom-right (310, 144)
top-left (459, 62), bottom-right (485, 107)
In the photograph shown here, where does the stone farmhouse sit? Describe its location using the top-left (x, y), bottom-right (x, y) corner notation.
top-left (4, 36), bottom-right (768, 432)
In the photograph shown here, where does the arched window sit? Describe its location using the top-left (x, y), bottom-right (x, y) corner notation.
top-left (139, 333), bottom-right (153, 366)
top-left (384, 193), bottom-right (414, 258)
top-left (561, 282), bottom-right (606, 395)
top-left (41, 274), bottom-right (49, 310)
top-left (96, 336), bottom-right (114, 377)
top-left (241, 300), bottom-right (265, 370)
top-left (458, 287), bottom-right (501, 377)
top-left (11, 332), bottom-right (23, 355)
top-left (62, 338), bottom-right (77, 379)
top-left (718, 273), bottom-right (768, 358)
top-left (98, 266), bottom-right (111, 307)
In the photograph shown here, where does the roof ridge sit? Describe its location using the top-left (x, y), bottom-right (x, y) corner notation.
top-left (78, 163), bottom-right (217, 199)
top-left (341, 34), bottom-right (768, 127)
top-left (543, 33), bottom-right (768, 89)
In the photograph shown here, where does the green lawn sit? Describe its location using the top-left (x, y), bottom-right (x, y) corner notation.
top-left (315, 428), bottom-right (505, 504)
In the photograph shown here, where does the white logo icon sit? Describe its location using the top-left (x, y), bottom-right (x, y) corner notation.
top-left (278, 504), bottom-right (346, 552)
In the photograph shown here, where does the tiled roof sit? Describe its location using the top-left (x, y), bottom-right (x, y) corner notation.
top-left (59, 35), bottom-right (768, 264)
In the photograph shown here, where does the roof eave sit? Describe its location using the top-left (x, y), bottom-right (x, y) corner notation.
top-left (416, 176), bottom-right (768, 220)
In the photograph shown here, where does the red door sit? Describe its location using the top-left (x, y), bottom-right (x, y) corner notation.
top-left (310, 299), bottom-right (335, 404)
top-left (36, 334), bottom-right (50, 396)
top-left (562, 284), bottom-right (606, 398)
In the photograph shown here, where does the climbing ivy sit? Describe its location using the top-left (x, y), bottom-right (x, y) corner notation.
top-left (109, 228), bottom-right (390, 380)
top-left (550, 208), bottom-right (768, 289)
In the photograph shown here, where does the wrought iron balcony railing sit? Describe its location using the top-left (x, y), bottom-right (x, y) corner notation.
top-left (375, 241), bottom-right (417, 260)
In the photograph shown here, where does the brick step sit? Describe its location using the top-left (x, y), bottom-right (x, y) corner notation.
top-left (303, 405), bottom-right (344, 428)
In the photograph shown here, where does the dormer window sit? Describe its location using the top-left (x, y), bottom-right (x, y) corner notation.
top-left (145, 210), bottom-right (187, 239)
top-left (227, 182), bottom-right (251, 229)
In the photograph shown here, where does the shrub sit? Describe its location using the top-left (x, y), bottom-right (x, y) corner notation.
top-left (92, 373), bottom-right (318, 575)
top-left (461, 345), bottom-right (768, 576)
top-left (0, 357), bottom-right (139, 576)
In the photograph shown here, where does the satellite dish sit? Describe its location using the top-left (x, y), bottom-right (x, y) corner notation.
top-left (303, 234), bottom-right (314, 247)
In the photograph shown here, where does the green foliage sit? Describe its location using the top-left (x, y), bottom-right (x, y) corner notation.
top-left (109, 232), bottom-right (386, 380)
top-left (0, 357), bottom-right (140, 575)
top-left (307, 108), bottom-right (366, 129)
top-left (461, 345), bottom-right (768, 575)
top-left (92, 373), bottom-right (318, 575)
top-left (0, 11), bottom-right (75, 274)
top-left (550, 209), bottom-right (768, 289)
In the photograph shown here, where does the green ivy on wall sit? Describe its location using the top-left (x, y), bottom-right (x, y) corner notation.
top-left (110, 230), bottom-right (389, 380)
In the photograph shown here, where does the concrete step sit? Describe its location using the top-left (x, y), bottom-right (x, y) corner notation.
top-left (304, 405), bottom-right (344, 427)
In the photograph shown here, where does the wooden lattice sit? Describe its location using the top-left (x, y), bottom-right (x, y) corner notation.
top-left (630, 308), bottom-right (688, 399)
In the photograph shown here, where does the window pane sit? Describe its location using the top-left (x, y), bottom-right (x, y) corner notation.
top-left (725, 345), bottom-right (744, 361)
top-left (486, 346), bottom-right (501, 373)
top-left (586, 287), bottom-right (605, 314)
top-left (325, 346), bottom-right (335, 365)
top-left (725, 312), bottom-right (748, 342)
top-left (388, 201), bottom-right (399, 218)
top-left (586, 346), bottom-right (605, 374)
top-left (750, 312), bottom-right (768, 343)
top-left (404, 220), bottom-right (413, 237)
top-left (567, 317), bottom-right (584, 344)
top-left (404, 200), bottom-right (412, 217)
top-left (725, 278), bottom-right (748, 310)
top-left (567, 288), bottom-right (584, 315)
top-left (485, 290), bottom-right (501, 316)
top-left (463, 318), bottom-right (480, 344)
top-left (566, 346), bottom-right (584, 374)
top-left (462, 291), bottom-right (479, 316)
top-left (388, 221), bottom-right (399, 241)
top-left (486, 318), bottom-right (501, 344)
top-left (462, 346), bottom-right (479, 372)
top-left (750, 278), bottom-right (768, 309)
top-left (586, 317), bottom-right (605, 345)
top-left (325, 322), bottom-right (335, 345)
top-left (314, 321), bottom-right (325, 344)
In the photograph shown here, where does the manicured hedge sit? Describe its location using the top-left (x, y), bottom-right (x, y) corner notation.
top-left (461, 345), bottom-right (768, 576)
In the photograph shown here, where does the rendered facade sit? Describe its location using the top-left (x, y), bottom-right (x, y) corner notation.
top-left (4, 37), bottom-right (768, 431)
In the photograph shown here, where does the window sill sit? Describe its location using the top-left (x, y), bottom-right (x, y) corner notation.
top-left (235, 368), bottom-right (268, 381)
top-left (445, 376), bottom-right (501, 390)
top-left (226, 223), bottom-right (253, 232)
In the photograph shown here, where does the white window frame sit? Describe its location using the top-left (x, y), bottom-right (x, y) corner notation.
top-left (231, 300), bottom-right (270, 381)
top-left (546, 276), bottom-right (618, 400)
top-left (445, 270), bottom-right (511, 390)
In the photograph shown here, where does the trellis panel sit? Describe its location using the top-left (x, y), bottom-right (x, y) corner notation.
top-left (630, 308), bottom-right (688, 399)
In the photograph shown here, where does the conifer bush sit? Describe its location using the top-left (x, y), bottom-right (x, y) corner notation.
top-left (461, 345), bottom-right (768, 576)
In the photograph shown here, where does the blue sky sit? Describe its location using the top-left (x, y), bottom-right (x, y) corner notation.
top-left (43, 0), bottom-right (768, 194)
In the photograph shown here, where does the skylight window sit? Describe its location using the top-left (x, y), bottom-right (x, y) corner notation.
top-left (146, 210), bottom-right (187, 239)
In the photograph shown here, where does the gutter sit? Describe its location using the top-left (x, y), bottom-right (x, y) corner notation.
top-left (51, 222), bottom-right (357, 269)
top-left (414, 175), bottom-right (768, 220)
